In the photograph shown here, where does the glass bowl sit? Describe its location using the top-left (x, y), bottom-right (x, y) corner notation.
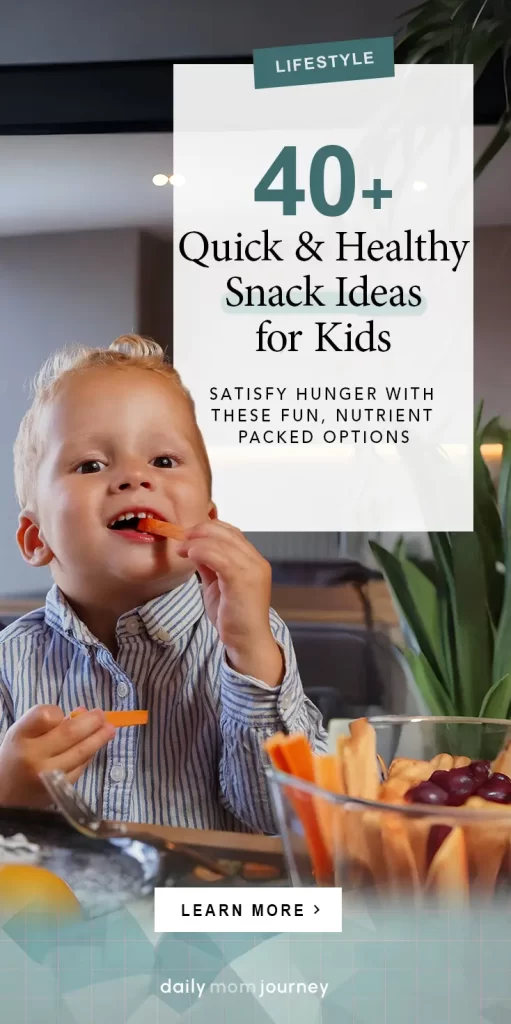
top-left (267, 716), bottom-right (511, 904)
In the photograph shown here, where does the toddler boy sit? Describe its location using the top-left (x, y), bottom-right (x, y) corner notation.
top-left (0, 335), bottom-right (327, 831)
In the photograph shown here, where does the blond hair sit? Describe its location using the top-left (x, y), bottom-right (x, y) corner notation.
top-left (14, 334), bottom-right (212, 508)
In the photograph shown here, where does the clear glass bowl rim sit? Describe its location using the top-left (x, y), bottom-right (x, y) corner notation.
top-left (267, 715), bottom-right (511, 823)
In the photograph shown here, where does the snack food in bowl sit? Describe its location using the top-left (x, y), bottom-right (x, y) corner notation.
top-left (265, 716), bottom-right (511, 902)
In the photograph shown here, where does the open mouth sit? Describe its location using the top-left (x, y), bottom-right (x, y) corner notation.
top-left (107, 510), bottom-right (166, 532)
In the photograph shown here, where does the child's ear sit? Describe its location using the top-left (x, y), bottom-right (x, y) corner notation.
top-left (207, 502), bottom-right (218, 521)
top-left (17, 514), bottom-right (54, 567)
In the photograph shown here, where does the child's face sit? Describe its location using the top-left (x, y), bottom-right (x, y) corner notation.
top-left (19, 367), bottom-right (215, 599)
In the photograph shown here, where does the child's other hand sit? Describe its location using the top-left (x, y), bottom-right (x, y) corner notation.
top-left (0, 705), bottom-right (116, 809)
top-left (177, 520), bottom-right (284, 687)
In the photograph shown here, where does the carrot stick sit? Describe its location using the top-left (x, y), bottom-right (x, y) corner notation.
top-left (265, 734), bottom-right (333, 883)
top-left (264, 733), bottom-right (291, 774)
top-left (70, 710), bottom-right (148, 726)
top-left (312, 754), bottom-right (344, 855)
top-left (277, 734), bottom-right (315, 781)
top-left (136, 518), bottom-right (185, 540)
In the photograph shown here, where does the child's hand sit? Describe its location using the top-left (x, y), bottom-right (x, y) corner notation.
top-left (177, 520), bottom-right (285, 687)
top-left (0, 705), bottom-right (116, 809)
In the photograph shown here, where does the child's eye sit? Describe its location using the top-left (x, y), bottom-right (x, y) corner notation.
top-left (152, 455), bottom-right (178, 469)
top-left (76, 460), bottom-right (106, 474)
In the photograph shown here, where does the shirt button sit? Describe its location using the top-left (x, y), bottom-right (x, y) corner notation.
top-left (125, 618), bottom-right (138, 635)
top-left (110, 764), bottom-right (125, 783)
top-left (117, 682), bottom-right (129, 699)
top-left (280, 694), bottom-right (292, 710)
top-left (156, 628), bottom-right (170, 642)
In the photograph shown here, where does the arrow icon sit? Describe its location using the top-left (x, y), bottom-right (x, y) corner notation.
top-left (314, 905), bottom-right (319, 914)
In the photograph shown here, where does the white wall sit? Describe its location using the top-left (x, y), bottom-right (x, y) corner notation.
top-left (0, 229), bottom-right (140, 596)
top-left (474, 226), bottom-right (511, 423)
top-left (0, 0), bottom-right (407, 65)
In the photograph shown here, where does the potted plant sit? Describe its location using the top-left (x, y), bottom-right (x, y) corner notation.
top-left (370, 407), bottom-right (511, 721)
top-left (395, 0), bottom-right (511, 177)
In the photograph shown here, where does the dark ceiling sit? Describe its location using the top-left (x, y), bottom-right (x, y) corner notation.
top-left (0, 56), bottom-right (506, 135)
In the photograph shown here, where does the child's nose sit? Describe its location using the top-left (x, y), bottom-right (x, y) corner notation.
top-left (112, 465), bottom-right (154, 492)
top-left (118, 478), bottom-right (151, 491)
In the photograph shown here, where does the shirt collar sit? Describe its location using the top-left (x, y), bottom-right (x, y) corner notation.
top-left (45, 574), bottom-right (204, 648)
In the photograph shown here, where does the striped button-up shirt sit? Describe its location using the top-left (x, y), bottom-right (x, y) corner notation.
top-left (0, 575), bottom-right (327, 832)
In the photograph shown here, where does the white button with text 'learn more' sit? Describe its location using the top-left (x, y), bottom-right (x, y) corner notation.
top-left (154, 888), bottom-right (342, 934)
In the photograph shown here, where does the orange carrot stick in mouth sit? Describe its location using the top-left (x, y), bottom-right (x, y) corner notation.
top-left (70, 710), bottom-right (148, 727)
top-left (136, 518), bottom-right (185, 540)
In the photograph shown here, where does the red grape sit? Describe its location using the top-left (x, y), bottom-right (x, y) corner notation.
top-left (490, 772), bottom-right (511, 791)
top-left (468, 760), bottom-right (491, 784)
top-left (429, 770), bottom-right (450, 790)
top-left (475, 779), bottom-right (511, 803)
top-left (427, 824), bottom-right (452, 865)
top-left (406, 782), bottom-right (447, 805)
top-left (445, 767), bottom-right (476, 790)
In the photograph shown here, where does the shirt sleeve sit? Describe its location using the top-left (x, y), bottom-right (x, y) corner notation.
top-left (217, 608), bottom-right (328, 833)
top-left (0, 667), bottom-right (14, 745)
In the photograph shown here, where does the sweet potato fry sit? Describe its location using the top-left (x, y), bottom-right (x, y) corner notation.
top-left (376, 778), bottom-right (427, 890)
top-left (360, 808), bottom-right (387, 886)
top-left (313, 752), bottom-right (343, 794)
top-left (407, 818), bottom-right (432, 883)
top-left (332, 725), bottom-right (378, 879)
top-left (428, 753), bottom-right (453, 772)
top-left (491, 741), bottom-right (511, 778)
top-left (344, 718), bottom-right (380, 801)
top-left (379, 779), bottom-right (410, 802)
top-left (388, 758), bottom-right (431, 779)
top-left (387, 757), bottom-right (412, 776)
top-left (381, 812), bottom-right (420, 895)
top-left (426, 826), bottom-right (469, 903)
top-left (463, 796), bottom-right (511, 893)
top-left (453, 756), bottom-right (471, 768)
top-left (136, 518), bottom-right (185, 540)
top-left (387, 761), bottom-right (433, 790)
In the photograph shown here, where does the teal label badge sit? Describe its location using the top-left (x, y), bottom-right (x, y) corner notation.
top-left (253, 37), bottom-right (395, 90)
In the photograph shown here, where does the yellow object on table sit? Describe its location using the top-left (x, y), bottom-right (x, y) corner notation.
top-left (0, 865), bottom-right (81, 917)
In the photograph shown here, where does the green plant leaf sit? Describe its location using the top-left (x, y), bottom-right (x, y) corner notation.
top-left (474, 435), bottom-right (504, 624)
top-left (479, 674), bottom-right (511, 719)
top-left (498, 436), bottom-right (511, 534)
top-left (438, 591), bottom-right (458, 704)
top-left (475, 400), bottom-right (484, 432)
top-left (480, 415), bottom-right (504, 442)
top-left (428, 532), bottom-right (453, 589)
top-left (427, 533), bottom-right (460, 701)
top-left (400, 556), bottom-right (448, 679)
top-left (392, 535), bottom-right (406, 560)
top-left (370, 542), bottom-right (446, 688)
top-left (493, 457), bottom-right (511, 685)
top-left (402, 649), bottom-right (455, 716)
top-left (475, 506), bottom-right (504, 626)
top-left (394, 1), bottom-right (511, 176)
top-left (449, 532), bottom-right (493, 714)
top-left (475, 112), bottom-right (511, 178)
